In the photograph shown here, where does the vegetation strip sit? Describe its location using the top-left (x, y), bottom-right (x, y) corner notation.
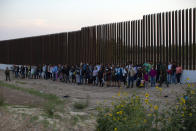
top-left (0, 80), bottom-right (62, 104)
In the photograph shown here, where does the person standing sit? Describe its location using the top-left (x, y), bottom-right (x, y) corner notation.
top-left (149, 66), bottom-right (157, 87)
top-left (143, 71), bottom-right (149, 89)
top-left (159, 63), bottom-right (168, 87)
top-left (167, 62), bottom-right (172, 84)
top-left (127, 66), bottom-right (136, 88)
top-left (5, 67), bottom-right (10, 81)
top-left (171, 62), bottom-right (177, 84)
top-left (176, 65), bottom-right (182, 84)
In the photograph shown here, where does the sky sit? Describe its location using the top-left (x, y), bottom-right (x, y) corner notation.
top-left (0, 0), bottom-right (195, 40)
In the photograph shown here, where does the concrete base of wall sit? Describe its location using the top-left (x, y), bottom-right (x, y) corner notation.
top-left (0, 64), bottom-right (195, 83)
top-left (181, 70), bottom-right (196, 83)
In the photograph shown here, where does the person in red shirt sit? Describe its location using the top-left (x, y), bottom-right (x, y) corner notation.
top-left (176, 65), bottom-right (182, 84)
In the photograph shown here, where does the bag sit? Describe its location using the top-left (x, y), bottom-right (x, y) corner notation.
top-left (136, 78), bottom-right (141, 87)
top-left (167, 70), bottom-right (172, 74)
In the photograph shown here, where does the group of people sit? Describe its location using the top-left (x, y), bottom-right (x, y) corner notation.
top-left (6, 61), bottom-right (183, 88)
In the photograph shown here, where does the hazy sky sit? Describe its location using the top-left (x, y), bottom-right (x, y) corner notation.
top-left (0, 0), bottom-right (195, 40)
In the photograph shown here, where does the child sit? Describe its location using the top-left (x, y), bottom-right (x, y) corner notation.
top-left (143, 71), bottom-right (149, 89)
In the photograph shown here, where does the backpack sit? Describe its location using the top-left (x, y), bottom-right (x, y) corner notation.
top-left (136, 78), bottom-right (141, 87)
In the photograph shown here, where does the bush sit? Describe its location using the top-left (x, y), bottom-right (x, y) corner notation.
top-left (44, 102), bottom-right (55, 117)
top-left (73, 95), bottom-right (89, 110)
top-left (73, 100), bottom-right (88, 110)
top-left (0, 88), bottom-right (4, 106)
top-left (0, 96), bottom-right (4, 106)
top-left (96, 80), bottom-right (196, 131)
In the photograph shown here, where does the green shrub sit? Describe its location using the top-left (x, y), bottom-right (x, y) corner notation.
top-left (0, 89), bottom-right (4, 106)
top-left (73, 95), bottom-right (89, 110)
top-left (96, 80), bottom-right (196, 131)
top-left (0, 96), bottom-right (4, 106)
top-left (73, 101), bottom-right (88, 110)
top-left (44, 102), bottom-right (55, 117)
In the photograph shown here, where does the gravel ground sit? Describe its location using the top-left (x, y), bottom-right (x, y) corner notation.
top-left (0, 70), bottom-right (194, 131)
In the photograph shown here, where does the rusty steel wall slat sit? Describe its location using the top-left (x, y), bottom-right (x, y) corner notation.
top-left (124, 22), bottom-right (126, 64)
top-left (182, 10), bottom-right (185, 69)
top-left (123, 22), bottom-right (125, 64)
top-left (92, 27), bottom-right (95, 64)
top-left (148, 15), bottom-right (150, 63)
top-left (154, 14), bottom-right (157, 65)
top-left (74, 32), bottom-right (77, 65)
top-left (105, 25), bottom-right (107, 64)
top-left (136, 20), bottom-right (138, 64)
top-left (159, 13), bottom-right (162, 64)
top-left (119, 22), bottom-right (121, 64)
top-left (189, 8), bottom-right (192, 70)
top-left (99, 25), bottom-right (102, 64)
top-left (114, 23), bottom-right (117, 64)
top-left (117, 23), bottom-right (119, 64)
top-left (172, 11), bottom-right (175, 64)
top-left (132, 21), bottom-right (135, 64)
top-left (125, 21), bottom-right (128, 63)
top-left (175, 11), bottom-right (178, 66)
top-left (141, 20), bottom-right (143, 64)
top-left (162, 13), bottom-right (165, 64)
top-left (157, 14), bottom-right (160, 63)
top-left (105, 24), bottom-right (107, 64)
top-left (120, 22), bottom-right (122, 64)
top-left (111, 23), bottom-right (114, 64)
top-left (65, 33), bottom-right (68, 64)
top-left (88, 28), bottom-right (91, 64)
top-left (81, 29), bottom-right (84, 63)
top-left (150, 15), bottom-right (152, 63)
top-left (98, 26), bottom-right (101, 64)
top-left (186, 9), bottom-right (189, 69)
top-left (143, 16), bottom-right (146, 63)
top-left (146, 16), bottom-right (149, 62)
top-left (104, 25), bottom-right (106, 64)
top-left (95, 25), bottom-right (99, 64)
top-left (194, 8), bottom-right (196, 69)
top-left (128, 21), bottom-right (130, 63)
top-left (169, 12), bottom-right (172, 64)
top-left (131, 21), bottom-right (133, 64)
top-left (110, 23), bottom-right (113, 64)
top-left (101, 25), bottom-right (104, 64)
top-left (135, 20), bottom-right (137, 64)
top-left (68, 32), bottom-right (70, 64)
top-left (138, 20), bottom-right (141, 64)
top-left (166, 12), bottom-right (169, 65)
top-left (85, 28), bottom-right (88, 63)
top-left (116, 23), bottom-right (119, 64)
top-left (100, 25), bottom-right (102, 64)
top-left (145, 17), bottom-right (148, 63)
top-left (93, 26), bottom-right (96, 65)
top-left (125, 21), bottom-right (128, 64)
top-left (102, 25), bottom-right (104, 64)
top-left (108, 24), bottom-right (110, 64)
top-left (106, 24), bottom-right (109, 64)
top-left (151, 15), bottom-right (153, 64)
top-left (179, 10), bottom-right (182, 67)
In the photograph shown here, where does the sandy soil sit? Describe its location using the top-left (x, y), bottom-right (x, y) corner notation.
top-left (0, 70), bottom-right (194, 131)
